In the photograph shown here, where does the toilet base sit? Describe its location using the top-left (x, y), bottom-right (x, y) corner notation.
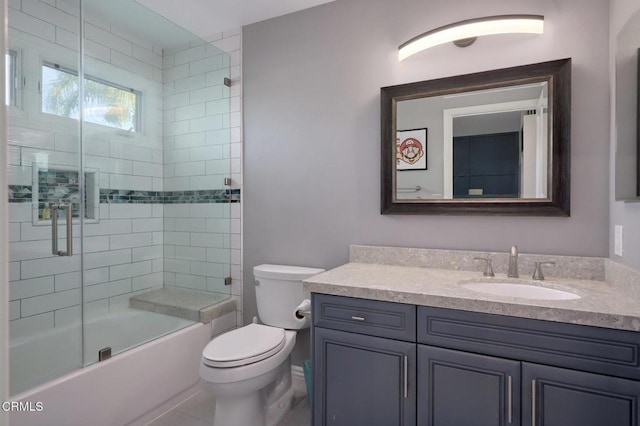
top-left (201, 329), bottom-right (299, 426)
top-left (212, 384), bottom-right (294, 426)
top-left (265, 386), bottom-right (294, 426)
top-left (213, 392), bottom-right (263, 426)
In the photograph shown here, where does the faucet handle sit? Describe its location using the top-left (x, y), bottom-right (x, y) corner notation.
top-left (532, 261), bottom-right (556, 280)
top-left (474, 257), bottom-right (495, 277)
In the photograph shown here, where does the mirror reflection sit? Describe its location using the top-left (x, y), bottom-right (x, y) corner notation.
top-left (381, 58), bottom-right (571, 215)
top-left (396, 82), bottom-right (550, 200)
top-left (615, 8), bottom-right (640, 200)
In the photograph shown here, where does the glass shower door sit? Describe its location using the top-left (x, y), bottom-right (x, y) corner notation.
top-left (7, 0), bottom-right (234, 394)
top-left (7, 0), bottom-right (83, 395)
top-left (80, 0), bottom-right (233, 365)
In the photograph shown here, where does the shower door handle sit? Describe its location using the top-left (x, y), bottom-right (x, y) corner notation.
top-left (51, 203), bottom-right (73, 256)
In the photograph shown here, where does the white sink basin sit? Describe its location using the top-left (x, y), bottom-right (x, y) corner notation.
top-left (462, 282), bottom-right (580, 300)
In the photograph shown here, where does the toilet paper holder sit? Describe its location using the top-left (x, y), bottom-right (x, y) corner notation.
top-left (295, 309), bottom-right (311, 319)
top-left (294, 299), bottom-right (312, 320)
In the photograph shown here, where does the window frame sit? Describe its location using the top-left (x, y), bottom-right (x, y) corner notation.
top-left (6, 49), bottom-right (18, 107)
top-left (41, 61), bottom-right (142, 132)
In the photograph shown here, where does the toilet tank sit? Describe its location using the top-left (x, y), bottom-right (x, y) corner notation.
top-left (253, 264), bottom-right (324, 330)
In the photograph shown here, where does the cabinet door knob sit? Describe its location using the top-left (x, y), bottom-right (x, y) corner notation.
top-left (351, 316), bottom-right (365, 321)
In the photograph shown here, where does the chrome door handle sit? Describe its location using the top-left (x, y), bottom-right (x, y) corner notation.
top-left (507, 375), bottom-right (512, 424)
top-left (51, 203), bottom-right (73, 256)
top-left (531, 379), bottom-right (536, 426)
top-left (351, 316), bottom-right (365, 321)
top-left (403, 355), bottom-right (408, 398)
top-left (51, 203), bottom-right (58, 255)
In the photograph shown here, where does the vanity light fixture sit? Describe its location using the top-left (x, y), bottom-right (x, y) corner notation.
top-left (398, 14), bottom-right (544, 61)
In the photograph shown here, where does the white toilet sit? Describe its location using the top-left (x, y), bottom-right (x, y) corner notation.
top-left (199, 264), bottom-right (324, 426)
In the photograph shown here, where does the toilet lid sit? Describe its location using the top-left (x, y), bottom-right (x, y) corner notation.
top-left (202, 323), bottom-right (286, 368)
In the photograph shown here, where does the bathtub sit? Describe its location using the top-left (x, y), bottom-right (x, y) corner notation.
top-left (9, 309), bottom-right (212, 426)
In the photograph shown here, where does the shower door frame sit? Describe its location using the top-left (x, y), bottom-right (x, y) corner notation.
top-left (1, 0), bottom-right (11, 419)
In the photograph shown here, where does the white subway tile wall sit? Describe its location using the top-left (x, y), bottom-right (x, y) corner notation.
top-left (162, 32), bottom-right (243, 326)
top-left (7, 0), bottom-right (244, 339)
top-left (215, 31), bottom-right (243, 326)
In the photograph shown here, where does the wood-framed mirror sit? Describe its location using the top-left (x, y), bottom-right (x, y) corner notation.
top-left (381, 58), bottom-right (571, 215)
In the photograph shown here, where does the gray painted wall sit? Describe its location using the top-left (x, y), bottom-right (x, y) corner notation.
top-left (610, 0), bottom-right (640, 270)
top-left (243, 0), bottom-right (610, 360)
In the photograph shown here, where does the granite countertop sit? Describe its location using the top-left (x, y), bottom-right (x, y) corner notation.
top-left (303, 262), bottom-right (640, 332)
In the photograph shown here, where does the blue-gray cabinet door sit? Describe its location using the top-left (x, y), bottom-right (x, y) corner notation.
top-left (313, 327), bottom-right (416, 426)
top-left (523, 363), bottom-right (640, 426)
top-left (417, 345), bottom-right (521, 426)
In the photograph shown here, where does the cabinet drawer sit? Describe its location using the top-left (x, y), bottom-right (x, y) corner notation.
top-left (417, 306), bottom-right (640, 380)
top-left (313, 294), bottom-right (416, 341)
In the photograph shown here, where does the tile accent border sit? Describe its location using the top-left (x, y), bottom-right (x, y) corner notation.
top-left (101, 189), bottom-right (241, 204)
top-left (7, 186), bottom-right (240, 204)
top-left (8, 185), bottom-right (32, 203)
top-left (162, 190), bottom-right (240, 204)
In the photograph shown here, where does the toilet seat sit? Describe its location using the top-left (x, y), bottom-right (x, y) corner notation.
top-left (203, 323), bottom-right (286, 368)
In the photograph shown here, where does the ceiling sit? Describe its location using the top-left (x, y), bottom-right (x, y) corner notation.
top-left (135, 0), bottom-right (336, 43)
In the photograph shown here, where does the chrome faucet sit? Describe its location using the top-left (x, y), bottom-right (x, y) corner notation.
top-left (507, 245), bottom-right (519, 278)
top-left (474, 257), bottom-right (495, 277)
top-left (532, 261), bottom-right (556, 280)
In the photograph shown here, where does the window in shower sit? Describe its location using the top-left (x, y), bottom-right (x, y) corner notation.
top-left (41, 62), bottom-right (141, 131)
top-left (5, 50), bottom-right (17, 106)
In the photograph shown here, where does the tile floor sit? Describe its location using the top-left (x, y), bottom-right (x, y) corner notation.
top-left (146, 389), bottom-right (310, 426)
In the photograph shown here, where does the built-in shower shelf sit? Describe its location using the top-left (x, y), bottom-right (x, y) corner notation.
top-left (130, 288), bottom-right (236, 323)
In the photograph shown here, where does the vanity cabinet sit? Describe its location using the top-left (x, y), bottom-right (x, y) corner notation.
top-left (312, 294), bottom-right (640, 426)
top-left (522, 363), bottom-right (640, 426)
top-left (313, 328), bottom-right (416, 425)
top-left (418, 345), bottom-right (520, 426)
top-left (312, 294), bottom-right (417, 425)
top-left (417, 344), bottom-right (640, 426)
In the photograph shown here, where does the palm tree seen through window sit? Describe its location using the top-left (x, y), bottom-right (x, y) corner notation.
top-left (42, 62), bottom-right (140, 132)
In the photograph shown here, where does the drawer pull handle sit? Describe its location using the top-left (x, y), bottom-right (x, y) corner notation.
top-left (351, 316), bottom-right (365, 321)
top-left (507, 375), bottom-right (512, 423)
